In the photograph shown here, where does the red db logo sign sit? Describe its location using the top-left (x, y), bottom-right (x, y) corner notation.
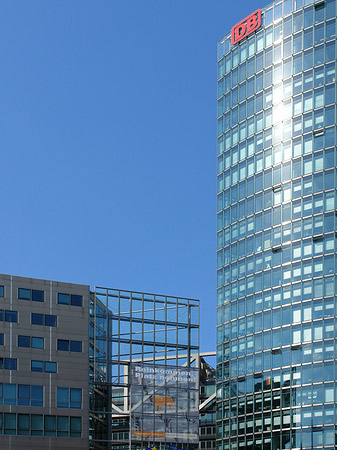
top-left (231, 9), bottom-right (262, 45)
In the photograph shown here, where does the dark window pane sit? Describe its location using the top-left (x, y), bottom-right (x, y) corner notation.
top-left (70, 341), bottom-right (82, 353)
top-left (5, 311), bottom-right (17, 323)
top-left (18, 336), bottom-right (30, 348)
top-left (18, 288), bottom-right (30, 300)
top-left (31, 360), bottom-right (43, 372)
top-left (58, 293), bottom-right (69, 305)
top-left (31, 414), bottom-right (43, 436)
top-left (71, 295), bottom-right (82, 307)
top-left (57, 340), bottom-right (69, 351)
top-left (0, 286), bottom-right (4, 297)
top-left (44, 416), bottom-right (56, 437)
top-left (0, 310), bottom-right (3, 321)
top-left (0, 333), bottom-right (3, 345)
top-left (32, 290), bottom-right (44, 302)
top-left (70, 417), bottom-right (81, 438)
top-left (57, 387), bottom-right (69, 408)
top-left (4, 358), bottom-right (17, 370)
top-left (18, 384), bottom-right (30, 406)
top-left (31, 385), bottom-right (43, 407)
top-left (4, 413), bottom-right (16, 435)
top-left (31, 313), bottom-right (43, 325)
top-left (45, 315), bottom-right (57, 327)
top-left (17, 414), bottom-right (30, 435)
top-left (70, 388), bottom-right (82, 409)
top-left (57, 416), bottom-right (69, 437)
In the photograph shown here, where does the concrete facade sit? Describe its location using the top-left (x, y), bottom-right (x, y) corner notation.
top-left (0, 274), bottom-right (89, 450)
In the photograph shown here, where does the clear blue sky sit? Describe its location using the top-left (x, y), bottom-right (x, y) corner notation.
top-left (0, 0), bottom-right (262, 352)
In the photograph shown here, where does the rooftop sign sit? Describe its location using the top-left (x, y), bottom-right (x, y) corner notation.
top-left (231, 9), bottom-right (262, 45)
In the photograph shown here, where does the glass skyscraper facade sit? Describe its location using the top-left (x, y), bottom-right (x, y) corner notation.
top-left (216, 0), bottom-right (337, 449)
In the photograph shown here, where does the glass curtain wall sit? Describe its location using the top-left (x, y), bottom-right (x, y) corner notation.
top-left (89, 287), bottom-right (199, 450)
top-left (217, 0), bottom-right (337, 449)
top-left (199, 357), bottom-right (216, 450)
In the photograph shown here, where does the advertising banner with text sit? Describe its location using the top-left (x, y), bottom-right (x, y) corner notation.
top-left (130, 363), bottom-right (199, 444)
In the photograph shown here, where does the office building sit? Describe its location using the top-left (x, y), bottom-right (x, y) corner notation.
top-left (0, 273), bottom-right (203, 450)
top-left (0, 273), bottom-right (89, 450)
top-left (217, 0), bottom-right (337, 449)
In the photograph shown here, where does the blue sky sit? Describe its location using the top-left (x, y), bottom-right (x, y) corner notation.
top-left (0, 0), bottom-right (262, 352)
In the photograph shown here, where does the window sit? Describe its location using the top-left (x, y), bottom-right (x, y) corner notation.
top-left (6, 384), bottom-right (43, 407)
top-left (0, 310), bottom-right (16, 322)
top-left (31, 385), bottom-right (43, 407)
top-left (4, 413), bottom-right (16, 435)
top-left (18, 288), bottom-right (30, 300)
top-left (0, 413), bottom-right (80, 437)
top-left (57, 388), bottom-right (69, 408)
top-left (57, 416), bottom-right (69, 437)
top-left (58, 293), bottom-right (82, 307)
top-left (18, 385), bottom-right (30, 406)
top-left (58, 293), bottom-right (69, 305)
top-left (4, 358), bottom-right (17, 370)
top-left (57, 339), bottom-right (69, 351)
top-left (18, 336), bottom-right (44, 349)
top-left (31, 361), bottom-right (43, 372)
top-left (70, 417), bottom-right (81, 438)
top-left (45, 315), bottom-right (57, 327)
top-left (71, 295), bottom-right (82, 307)
top-left (70, 388), bottom-right (82, 409)
top-left (57, 339), bottom-right (82, 352)
top-left (31, 360), bottom-right (57, 373)
top-left (0, 286), bottom-right (4, 297)
top-left (45, 415), bottom-right (56, 437)
top-left (45, 362), bottom-right (57, 373)
top-left (31, 313), bottom-right (57, 327)
top-left (32, 337), bottom-right (44, 349)
top-left (5, 311), bottom-right (17, 323)
top-left (4, 384), bottom-right (16, 405)
top-left (31, 414), bottom-right (43, 436)
top-left (57, 388), bottom-right (82, 409)
top-left (17, 414), bottom-right (29, 436)
top-left (31, 313), bottom-right (43, 325)
top-left (0, 334), bottom-right (3, 345)
top-left (32, 290), bottom-right (44, 302)
top-left (18, 384), bottom-right (44, 407)
top-left (70, 341), bottom-right (82, 352)
top-left (18, 336), bottom-right (30, 348)
top-left (18, 288), bottom-right (44, 302)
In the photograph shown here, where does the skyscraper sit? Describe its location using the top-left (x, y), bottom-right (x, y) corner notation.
top-left (216, 1), bottom-right (337, 449)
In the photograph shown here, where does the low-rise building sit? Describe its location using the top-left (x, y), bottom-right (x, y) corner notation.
top-left (0, 273), bottom-right (89, 450)
top-left (0, 273), bottom-right (212, 450)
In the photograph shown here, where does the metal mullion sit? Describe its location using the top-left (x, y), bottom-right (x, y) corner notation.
top-left (176, 296), bottom-right (178, 366)
top-left (106, 290), bottom-right (112, 450)
top-left (118, 291), bottom-right (121, 384)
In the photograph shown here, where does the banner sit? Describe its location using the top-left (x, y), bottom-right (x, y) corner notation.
top-left (130, 363), bottom-right (199, 443)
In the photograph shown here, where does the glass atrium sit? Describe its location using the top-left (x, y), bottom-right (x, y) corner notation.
top-left (89, 287), bottom-right (199, 450)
